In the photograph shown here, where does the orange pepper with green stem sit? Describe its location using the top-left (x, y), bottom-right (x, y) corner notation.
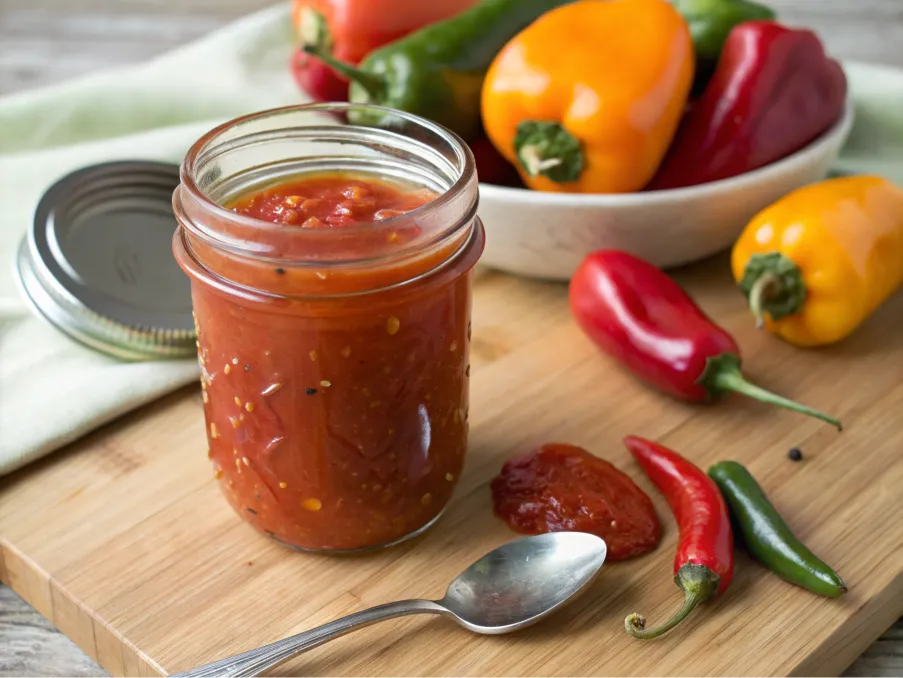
top-left (732, 175), bottom-right (903, 347)
top-left (480, 0), bottom-right (694, 194)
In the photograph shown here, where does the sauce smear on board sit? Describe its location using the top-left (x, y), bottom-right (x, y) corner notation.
top-left (492, 443), bottom-right (662, 561)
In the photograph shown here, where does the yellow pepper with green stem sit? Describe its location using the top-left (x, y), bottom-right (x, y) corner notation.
top-left (731, 175), bottom-right (903, 347)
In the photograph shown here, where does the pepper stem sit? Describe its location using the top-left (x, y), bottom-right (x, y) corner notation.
top-left (748, 272), bottom-right (779, 329)
top-left (298, 7), bottom-right (332, 54)
top-left (702, 353), bottom-right (842, 430)
top-left (513, 121), bottom-right (584, 183)
top-left (302, 46), bottom-right (385, 100)
top-left (737, 252), bottom-right (807, 325)
top-left (518, 146), bottom-right (563, 175)
top-left (625, 564), bottom-right (719, 640)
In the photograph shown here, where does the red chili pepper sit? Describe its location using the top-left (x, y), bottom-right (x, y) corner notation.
top-left (622, 436), bottom-right (733, 639)
top-left (568, 250), bottom-right (841, 428)
top-left (647, 21), bottom-right (847, 190)
top-left (290, 0), bottom-right (478, 102)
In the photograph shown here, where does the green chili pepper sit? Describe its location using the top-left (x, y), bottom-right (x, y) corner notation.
top-left (709, 461), bottom-right (847, 598)
top-left (304, 0), bottom-right (572, 141)
top-left (674, 0), bottom-right (776, 94)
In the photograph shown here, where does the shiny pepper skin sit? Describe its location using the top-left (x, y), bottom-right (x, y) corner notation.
top-left (481, 0), bottom-right (694, 194)
top-left (290, 0), bottom-right (479, 102)
top-left (732, 175), bottom-right (903, 347)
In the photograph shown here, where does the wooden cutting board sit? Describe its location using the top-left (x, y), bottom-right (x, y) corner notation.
top-left (2, 256), bottom-right (903, 677)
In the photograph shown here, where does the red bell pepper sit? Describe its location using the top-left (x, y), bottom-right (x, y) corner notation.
top-left (469, 137), bottom-right (522, 187)
top-left (290, 0), bottom-right (479, 102)
top-left (647, 20), bottom-right (847, 190)
top-left (623, 436), bottom-right (734, 639)
top-left (568, 250), bottom-right (841, 428)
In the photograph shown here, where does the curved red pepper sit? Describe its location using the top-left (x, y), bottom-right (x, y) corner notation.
top-left (290, 49), bottom-right (348, 103)
top-left (648, 21), bottom-right (847, 190)
top-left (623, 436), bottom-right (733, 639)
top-left (568, 250), bottom-right (840, 428)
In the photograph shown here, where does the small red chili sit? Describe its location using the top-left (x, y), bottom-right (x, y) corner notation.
top-left (568, 250), bottom-right (841, 429)
top-left (622, 436), bottom-right (733, 639)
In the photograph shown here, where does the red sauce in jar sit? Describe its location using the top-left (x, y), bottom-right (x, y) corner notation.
top-left (491, 443), bottom-right (662, 561)
top-left (187, 172), bottom-right (476, 551)
top-left (231, 175), bottom-right (433, 228)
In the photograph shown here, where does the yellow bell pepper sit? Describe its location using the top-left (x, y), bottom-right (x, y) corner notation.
top-left (731, 175), bottom-right (903, 347)
top-left (480, 0), bottom-right (693, 194)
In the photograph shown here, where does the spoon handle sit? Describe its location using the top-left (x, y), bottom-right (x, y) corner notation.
top-left (171, 599), bottom-right (446, 678)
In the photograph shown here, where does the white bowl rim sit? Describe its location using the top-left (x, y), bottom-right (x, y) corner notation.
top-left (478, 98), bottom-right (855, 206)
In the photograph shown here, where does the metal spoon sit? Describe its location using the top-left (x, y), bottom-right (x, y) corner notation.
top-left (173, 532), bottom-right (607, 677)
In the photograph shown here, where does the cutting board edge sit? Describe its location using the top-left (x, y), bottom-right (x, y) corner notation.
top-left (1, 538), bottom-right (165, 678)
top-left (793, 568), bottom-right (903, 677)
top-left (5, 531), bottom-right (903, 678)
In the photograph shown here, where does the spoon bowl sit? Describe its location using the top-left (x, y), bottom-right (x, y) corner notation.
top-left (442, 531), bottom-right (608, 633)
top-left (174, 532), bottom-right (607, 677)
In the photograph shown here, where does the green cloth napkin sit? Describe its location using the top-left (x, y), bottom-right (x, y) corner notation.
top-left (0, 2), bottom-right (304, 476)
top-left (834, 62), bottom-right (903, 184)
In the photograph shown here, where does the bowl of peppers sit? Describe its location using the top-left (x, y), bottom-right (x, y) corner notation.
top-left (290, 0), bottom-right (854, 280)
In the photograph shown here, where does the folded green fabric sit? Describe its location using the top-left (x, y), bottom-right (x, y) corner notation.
top-left (834, 62), bottom-right (903, 184)
top-left (0, 2), bottom-right (304, 476)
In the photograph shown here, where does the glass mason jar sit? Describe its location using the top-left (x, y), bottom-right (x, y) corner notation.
top-left (173, 104), bottom-right (484, 552)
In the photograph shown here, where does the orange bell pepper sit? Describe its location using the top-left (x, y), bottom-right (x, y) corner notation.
top-left (480, 0), bottom-right (694, 194)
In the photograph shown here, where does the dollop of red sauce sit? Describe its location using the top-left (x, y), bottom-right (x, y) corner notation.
top-left (230, 175), bottom-right (434, 228)
top-left (491, 443), bottom-right (661, 561)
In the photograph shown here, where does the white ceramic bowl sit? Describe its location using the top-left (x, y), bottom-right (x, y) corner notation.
top-left (476, 100), bottom-right (855, 281)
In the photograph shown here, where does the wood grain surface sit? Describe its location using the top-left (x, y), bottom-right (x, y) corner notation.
top-left (3, 260), bottom-right (903, 676)
top-left (1, 1), bottom-right (902, 676)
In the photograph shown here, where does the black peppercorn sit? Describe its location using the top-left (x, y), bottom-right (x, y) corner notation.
top-left (275, 267), bottom-right (285, 275)
top-left (788, 447), bottom-right (803, 462)
top-left (306, 388), bottom-right (318, 395)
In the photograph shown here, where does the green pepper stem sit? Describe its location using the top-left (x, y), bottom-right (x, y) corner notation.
top-left (708, 356), bottom-right (842, 430)
top-left (625, 563), bottom-right (720, 640)
top-left (748, 272), bottom-right (779, 329)
top-left (518, 146), bottom-right (563, 175)
top-left (737, 252), bottom-right (807, 325)
top-left (625, 590), bottom-right (704, 640)
top-left (513, 121), bottom-right (584, 183)
top-left (302, 46), bottom-right (385, 100)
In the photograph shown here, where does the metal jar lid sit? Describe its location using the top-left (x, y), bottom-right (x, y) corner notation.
top-left (14, 160), bottom-right (196, 361)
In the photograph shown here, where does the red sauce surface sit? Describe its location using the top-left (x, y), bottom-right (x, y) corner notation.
top-left (491, 443), bottom-right (662, 561)
top-left (186, 173), bottom-right (477, 551)
top-left (231, 176), bottom-right (434, 228)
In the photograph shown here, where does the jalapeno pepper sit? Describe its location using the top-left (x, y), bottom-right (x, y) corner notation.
top-left (290, 0), bottom-right (479, 102)
top-left (709, 461), bottom-right (847, 598)
top-left (623, 436), bottom-right (734, 640)
top-left (569, 250), bottom-right (842, 429)
top-left (305, 0), bottom-right (573, 141)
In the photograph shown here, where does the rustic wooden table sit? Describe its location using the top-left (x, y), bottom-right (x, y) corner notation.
top-left (1, 0), bottom-right (902, 676)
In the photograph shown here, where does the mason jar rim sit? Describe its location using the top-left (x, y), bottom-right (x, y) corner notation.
top-left (177, 102), bottom-right (477, 266)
